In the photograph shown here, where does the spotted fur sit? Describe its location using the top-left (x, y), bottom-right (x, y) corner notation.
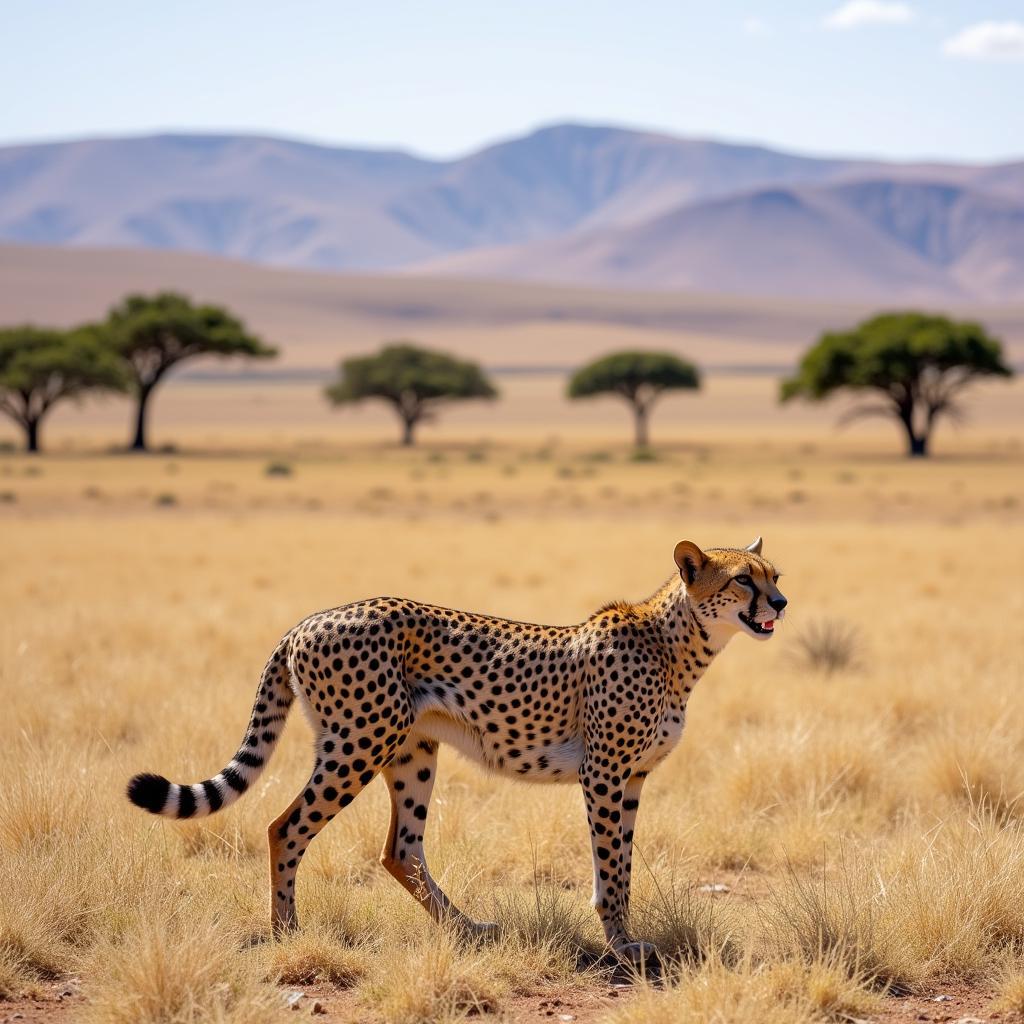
top-left (127, 536), bottom-right (786, 963)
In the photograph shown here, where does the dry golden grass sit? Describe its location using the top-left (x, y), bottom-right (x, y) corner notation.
top-left (992, 965), bottom-right (1024, 1015)
top-left (603, 955), bottom-right (880, 1024)
top-left (1, 390), bottom-right (1022, 1022)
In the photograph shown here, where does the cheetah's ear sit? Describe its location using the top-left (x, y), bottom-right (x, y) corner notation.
top-left (745, 536), bottom-right (763, 556)
top-left (673, 541), bottom-right (706, 585)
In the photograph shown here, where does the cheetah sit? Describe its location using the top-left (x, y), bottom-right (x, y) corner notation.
top-left (127, 536), bottom-right (786, 964)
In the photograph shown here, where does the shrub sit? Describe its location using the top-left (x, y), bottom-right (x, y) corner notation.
top-left (792, 619), bottom-right (861, 675)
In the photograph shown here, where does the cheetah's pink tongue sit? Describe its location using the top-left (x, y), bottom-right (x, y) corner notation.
top-left (762, 620), bottom-right (775, 631)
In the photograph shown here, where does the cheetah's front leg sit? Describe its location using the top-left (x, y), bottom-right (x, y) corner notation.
top-left (619, 771), bottom-right (648, 916)
top-left (580, 761), bottom-right (656, 968)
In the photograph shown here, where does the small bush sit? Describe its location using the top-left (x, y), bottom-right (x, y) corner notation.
top-left (264, 461), bottom-right (293, 477)
top-left (630, 447), bottom-right (658, 463)
top-left (154, 492), bottom-right (178, 507)
top-left (0, 490), bottom-right (16, 503)
top-left (792, 619), bottom-right (861, 675)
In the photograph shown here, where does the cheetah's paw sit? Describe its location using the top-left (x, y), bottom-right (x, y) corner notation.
top-left (615, 940), bottom-right (660, 972)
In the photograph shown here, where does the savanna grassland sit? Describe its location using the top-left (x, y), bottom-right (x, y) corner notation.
top-left (1, 373), bottom-right (1023, 1024)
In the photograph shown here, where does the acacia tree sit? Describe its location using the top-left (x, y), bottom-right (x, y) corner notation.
top-left (99, 293), bottom-right (276, 451)
top-left (0, 326), bottom-right (126, 452)
top-left (326, 342), bottom-right (497, 446)
top-left (567, 350), bottom-right (700, 448)
top-left (781, 313), bottom-right (1013, 457)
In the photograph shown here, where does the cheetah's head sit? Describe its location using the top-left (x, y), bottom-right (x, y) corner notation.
top-left (673, 536), bottom-right (787, 642)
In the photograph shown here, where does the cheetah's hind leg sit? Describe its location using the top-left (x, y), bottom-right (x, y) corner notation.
top-left (380, 734), bottom-right (498, 940)
top-left (268, 726), bottom-right (410, 935)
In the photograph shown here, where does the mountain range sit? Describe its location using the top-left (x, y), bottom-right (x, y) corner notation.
top-left (2, 124), bottom-right (1022, 302)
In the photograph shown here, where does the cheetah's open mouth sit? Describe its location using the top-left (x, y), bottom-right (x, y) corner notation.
top-left (739, 612), bottom-right (776, 635)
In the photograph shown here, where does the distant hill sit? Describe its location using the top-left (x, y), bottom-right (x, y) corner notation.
top-left (1, 124), bottom-right (1022, 300)
top-left (421, 179), bottom-right (1024, 302)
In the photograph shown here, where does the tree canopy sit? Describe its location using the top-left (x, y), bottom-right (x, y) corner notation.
top-left (567, 350), bottom-right (700, 447)
top-left (781, 312), bottom-right (1013, 456)
top-left (99, 292), bottom-right (276, 450)
top-left (0, 326), bottom-right (127, 451)
top-left (326, 342), bottom-right (497, 445)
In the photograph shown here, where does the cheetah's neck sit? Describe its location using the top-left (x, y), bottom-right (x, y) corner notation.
top-left (639, 575), bottom-right (735, 700)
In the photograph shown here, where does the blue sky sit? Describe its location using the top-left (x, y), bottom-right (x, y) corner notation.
top-left (3, 0), bottom-right (1022, 161)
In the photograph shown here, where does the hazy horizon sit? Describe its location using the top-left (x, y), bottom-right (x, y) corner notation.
top-left (4, 1), bottom-right (1023, 163)
top-left (3, 117), bottom-right (1022, 168)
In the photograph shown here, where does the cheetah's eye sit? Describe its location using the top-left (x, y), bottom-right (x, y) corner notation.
top-left (735, 574), bottom-right (752, 585)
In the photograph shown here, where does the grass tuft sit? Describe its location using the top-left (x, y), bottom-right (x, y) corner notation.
top-left (791, 618), bottom-right (861, 675)
top-left (360, 933), bottom-right (507, 1024)
top-left (268, 926), bottom-right (368, 987)
top-left (992, 966), bottom-right (1024, 1015)
top-left (600, 954), bottom-right (876, 1024)
top-left (81, 911), bottom-right (284, 1024)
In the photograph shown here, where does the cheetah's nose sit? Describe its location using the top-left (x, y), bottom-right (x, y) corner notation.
top-left (769, 596), bottom-right (788, 612)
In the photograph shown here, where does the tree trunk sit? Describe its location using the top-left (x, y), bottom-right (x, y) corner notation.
top-left (401, 414), bottom-right (416, 447)
top-left (25, 418), bottom-right (40, 453)
top-left (897, 406), bottom-right (928, 458)
top-left (901, 420), bottom-right (928, 457)
top-left (633, 403), bottom-right (649, 449)
top-left (131, 385), bottom-right (153, 452)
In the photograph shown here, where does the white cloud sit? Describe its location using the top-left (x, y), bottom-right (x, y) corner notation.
top-left (741, 16), bottom-right (770, 36)
top-left (942, 20), bottom-right (1024, 60)
top-left (824, 1), bottom-right (915, 30)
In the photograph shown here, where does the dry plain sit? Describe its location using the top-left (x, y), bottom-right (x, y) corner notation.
top-left (1, 368), bottom-right (1023, 1024)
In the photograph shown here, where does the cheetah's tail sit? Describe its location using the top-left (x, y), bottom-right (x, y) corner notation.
top-left (126, 633), bottom-right (294, 819)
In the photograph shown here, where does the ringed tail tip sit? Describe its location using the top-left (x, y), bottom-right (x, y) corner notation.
top-left (127, 772), bottom-right (171, 814)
